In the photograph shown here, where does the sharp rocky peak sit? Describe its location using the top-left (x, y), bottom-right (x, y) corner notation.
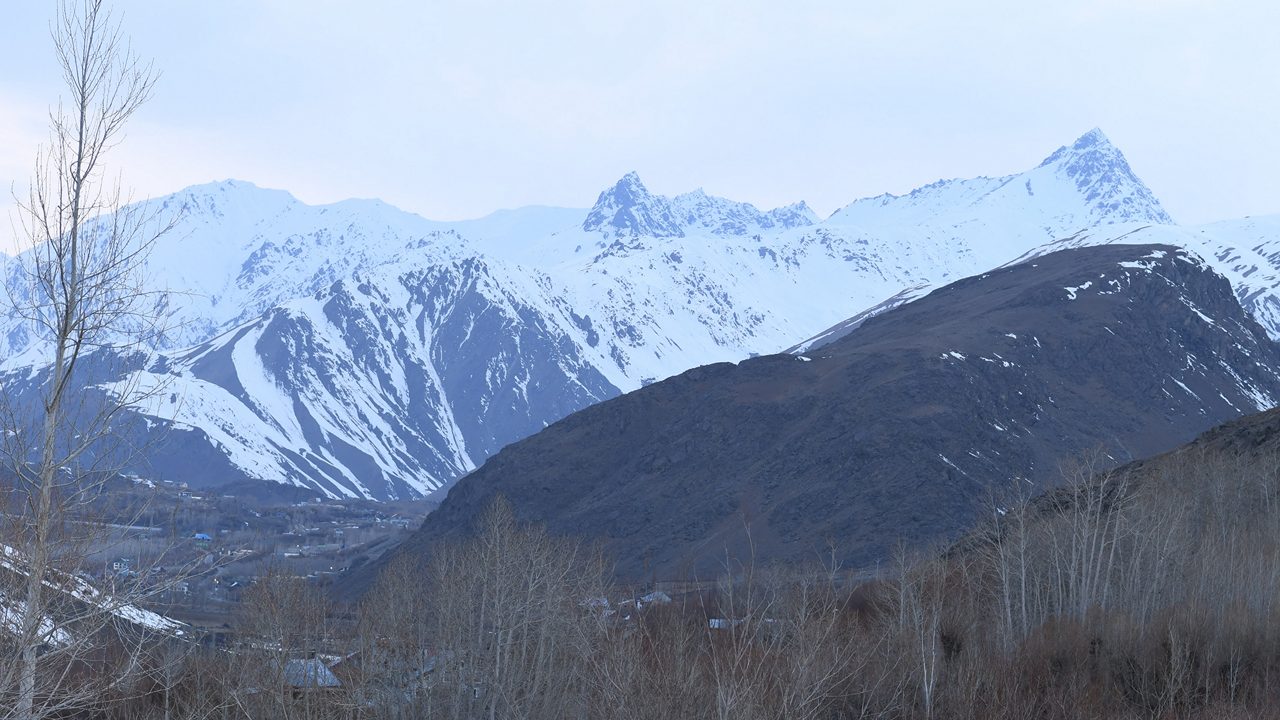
top-left (606, 171), bottom-right (651, 200)
top-left (582, 173), bottom-right (815, 238)
top-left (1037, 128), bottom-right (1123, 171)
top-left (771, 200), bottom-right (819, 226)
top-left (1037, 128), bottom-right (1174, 225)
top-left (583, 172), bottom-right (684, 238)
top-left (830, 128), bottom-right (1173, 228)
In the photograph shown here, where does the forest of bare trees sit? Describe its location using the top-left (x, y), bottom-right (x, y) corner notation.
top-left (19, 434), bottom-right (1271, 720)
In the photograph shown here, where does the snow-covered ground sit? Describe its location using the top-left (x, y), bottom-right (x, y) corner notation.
top-left (0, 544), bottom-right (185, 647)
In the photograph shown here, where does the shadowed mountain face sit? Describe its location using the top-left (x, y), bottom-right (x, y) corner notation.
top-left (381, 244), bottom-right (1280, 583)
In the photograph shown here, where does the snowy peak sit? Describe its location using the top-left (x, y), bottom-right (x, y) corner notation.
top-left (667, 189), bottom-right (817, 236)
top-left (771, 200), bottom-right (820, 227)
top-left (160, 179), bottom-right (301, 226)
top-left (826, 128), bottom-right (1172, 245)
top-left (582, 173), bottom-right (816, 239)
top-left (583, 172), bottom-right (685, 238)
top-left (1036, 127), bottom-right (1116, 169)
top-left (1035, 128), bottom-right (1174, 225)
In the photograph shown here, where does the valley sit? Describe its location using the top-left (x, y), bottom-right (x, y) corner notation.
top-left (7, 2), bottom-right (1280, 717)
top-left (4, 474), bottom-right (431, 638)
top-left (4, 132), bottom-right (1280, 717)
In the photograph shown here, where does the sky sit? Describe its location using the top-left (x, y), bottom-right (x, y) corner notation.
top-left (2, 0), bottom-right (1278, 252)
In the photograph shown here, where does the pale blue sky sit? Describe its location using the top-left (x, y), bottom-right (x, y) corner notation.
top-left (2, 0), bottom-right (1278, 249)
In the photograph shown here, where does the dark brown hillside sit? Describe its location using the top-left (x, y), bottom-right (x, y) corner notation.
top-left (360, 244), bottom-right (1280, 588)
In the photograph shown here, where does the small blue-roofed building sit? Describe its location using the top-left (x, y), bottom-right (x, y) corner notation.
top-left (284, 658), bottom-right (341, 690)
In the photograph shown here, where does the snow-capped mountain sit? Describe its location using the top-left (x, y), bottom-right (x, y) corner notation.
top-left (117, 261), bottom-right (616, 499)
top-left (1, 129), bottom-right (1232, 500)
top-left (0, 185), bottom-right (623, 499)
top-left (823, 128), bottom-right (1172, 273)
top-left (582, 171), bottom-right (818, 239)
top-left (457, 129), bottom-right (1177, 384)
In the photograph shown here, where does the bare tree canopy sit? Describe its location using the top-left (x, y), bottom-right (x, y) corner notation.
top-left (0, 2), bottom-right (181, 719)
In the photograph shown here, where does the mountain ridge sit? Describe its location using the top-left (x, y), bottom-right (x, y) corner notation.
top-left (0, 129), bottom-right (1241, 500)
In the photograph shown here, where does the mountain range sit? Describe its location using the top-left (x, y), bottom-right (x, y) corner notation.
top-left (3, 128), bottom-right (1278, 502)
top-left (380, 243), bottom-right (1280, 581)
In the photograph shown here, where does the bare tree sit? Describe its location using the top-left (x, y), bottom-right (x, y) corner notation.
top-left (0, 2), bottom-right (179, 718)
top-left (890, 546), bottom-right (946, 720)
top-left (355, 552), bottom-right (435, 718)
top-left (231, 565), bottom-right (339, 720)
top-left (424, 497), bottom-right (609, 720)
